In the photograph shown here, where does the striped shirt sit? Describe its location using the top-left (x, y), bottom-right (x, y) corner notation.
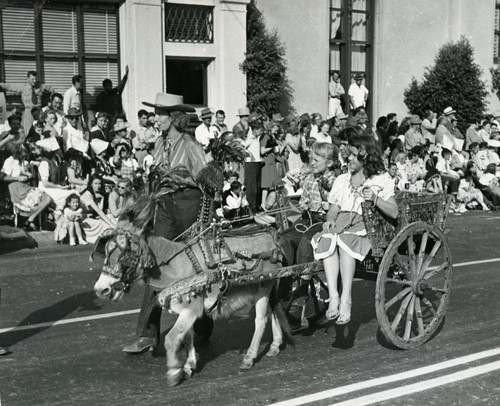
top-left (152, 129), bottom-right (209, 178)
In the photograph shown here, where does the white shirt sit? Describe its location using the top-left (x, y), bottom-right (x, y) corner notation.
top-left (348, 83), bottom-right (369, 108)
top-left (311, 131), bottom-right (332, 144)
top-left (1, 156), bottom-right (28, 177)
top-left (225, 191), bottom-right (249, 210)
top-left (244, 129), bottom-right (261, 162)
top-left (195, 123), bottom-right (215, 149)
top-left (63, 86), bottom-right (81, 114)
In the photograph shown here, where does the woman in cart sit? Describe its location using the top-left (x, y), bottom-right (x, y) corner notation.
top-left (314, 135), bottom-right (398, 324)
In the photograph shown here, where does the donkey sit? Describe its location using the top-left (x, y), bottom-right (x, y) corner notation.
top-left (93, 198), bottom-right (293, 386)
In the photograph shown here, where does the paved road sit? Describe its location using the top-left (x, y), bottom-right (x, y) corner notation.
top-left (1, 211), bottom-right (500, 405)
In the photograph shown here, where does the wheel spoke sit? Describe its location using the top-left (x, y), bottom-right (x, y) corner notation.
top-left (419, 239), bottom-right (442, 277)
top-left (408, 234), bottom-right (416, 278)
top-left (422, 297), bottom-right (438, 318)
top-left (416, 231), bottom-right (429, 275)
top-left (404, 295), bottom-right (416, 340)
top-left (414, 299), bottom-right (425, 337)
top-left (386, 278), bottom-right (412, 286)
top-left (423, 262), bottom-right (448, 280)
top-left (384, 287), bottom-right (412, 311)
top-left (394, 254), bottom-right (411, 280)
top-left (391, 293), bottom-right (413, 332)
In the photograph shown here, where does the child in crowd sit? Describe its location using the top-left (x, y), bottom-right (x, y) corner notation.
top-left (223, 171), bottom-right (239, 192)
top-left (222, 180), bottom-right (249, 219)
top-left (54, 193), bottom-right (88, 246)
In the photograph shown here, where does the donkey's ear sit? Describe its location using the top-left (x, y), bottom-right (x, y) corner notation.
top-left (89, 229), bottom-right (116, 261)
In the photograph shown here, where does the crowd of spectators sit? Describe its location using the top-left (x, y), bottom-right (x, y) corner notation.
top-left (1, 70), bottom-right (500, 248)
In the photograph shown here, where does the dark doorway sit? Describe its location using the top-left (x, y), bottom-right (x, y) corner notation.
top-left (166, 58), bottom-right (209, 105)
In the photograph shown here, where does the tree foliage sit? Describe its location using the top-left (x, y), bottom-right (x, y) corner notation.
top-left (490, 65), bottom-right (500, 103)
top-left (404, 36), bottom-right (488, 132)
top-left (240, 0), bottom-right (294, 116)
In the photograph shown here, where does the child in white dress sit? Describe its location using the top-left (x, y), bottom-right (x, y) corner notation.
top-left (54, 193), bottom-right (88, 246)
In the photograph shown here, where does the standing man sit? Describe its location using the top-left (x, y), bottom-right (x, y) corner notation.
top-left (122, 93), bottom-right (211, 354)
top-left (95, 65), bottom-right (129, 118)
top-left (0, 70), bottom-right (54, 133)
top-left (348, 73), bottom-right (369, 110)
top-left (242, 120), bottom-right (263, 212)
top-left (328, 71), bottom-right (345, 119)
top-left (42, 93), bottom-right (65, 137)
top-left (232, 107), bottom-right (250, 139)
top-left (133, 109), bottom-right (152, 165)
top-left (195, 108), bottom-right (215, 150)
top-left (212, 109), bottom-right (228, 138)
top-left (64, 75), bottom-right (84, 114)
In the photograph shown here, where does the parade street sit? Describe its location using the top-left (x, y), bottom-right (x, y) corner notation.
top-left (1, 211), bottom-right (500, 406)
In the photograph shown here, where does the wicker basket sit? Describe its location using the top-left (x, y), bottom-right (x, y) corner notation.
top-left (362, 191), bottom-right (451, 257)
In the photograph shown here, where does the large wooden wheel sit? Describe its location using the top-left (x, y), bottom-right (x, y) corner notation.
top-left (375, 221), bottom-right (452, 349)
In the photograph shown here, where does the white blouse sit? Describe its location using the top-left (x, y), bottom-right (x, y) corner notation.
top-left (328, 172), bottom-right (395, 215)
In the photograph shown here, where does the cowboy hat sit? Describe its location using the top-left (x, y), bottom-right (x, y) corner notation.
top-left (354, 73), bottom-right (364, 80)
top-left (142, 93), bottom-right (195, 114)
top-left (237, 107), bottom-right (250, 117)
top-left (65, 108), bottom-right (82, 117)
top-left (336, 112), bottom-right (348, 120)
top-left (200, 108), bottom-right (214, 120)
top-left (36, 136), bottom-right (60, 152)
top-left (443, 106), bottom-right (456, 116)
top-left (90, 138), bottom-right (109, 155)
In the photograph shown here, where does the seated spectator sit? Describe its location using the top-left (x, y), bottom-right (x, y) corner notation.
top-left (473, 142), bottom-right (490, 174)
top-left (223, 171), bottom-right (239, 192)
top-left (421, 109), bottom-right (437, 147)
top-left (390, 138), bottom-right (405, 164)
top-left (110, 143), bottom-right (138, 182)
top-left (35, 137), bottom-right (74, 212)
top-left (54, 193), bottom-right (88, 245)
top-left (312, 121), bottom-right (332, 144)
top-left (90, 112), bottom-right (110, 143)
top-left (114, 114), bottom-right (136, 144)
top-left (64, 149), bottom-right (88, 193)
top-left (478, 120), bottom-right (491, 143)
top-left (404, 115), bottom-right (425, 151)
top-left (222, 180), bottom-right (249, 219)
top-left (80, 174), bottom-right (116, 243)
top-left (1, 144), bottom-right (52, 230)
top-left (465, 121), bottom-right (482, 150)
top-left (457, 162), bottom-right (489, 211)
top-left (90, 138), bottom-right (116, 193)
top-left (43, 110), bottom-right (60, 139)
top-left (108, 177), bottom-right (136, 221)
top-left (478, 163), bottom-right (500, 207)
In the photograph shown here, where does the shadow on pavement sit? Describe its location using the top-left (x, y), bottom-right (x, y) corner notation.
top-left (2, 291), bottom-right (104, 347)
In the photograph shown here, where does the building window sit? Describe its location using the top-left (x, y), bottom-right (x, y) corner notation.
top-left (166, 58), bottom-right (209, 106)
top-left (329, 0), bottom-right (373, 114)
top-left (495, 0), bottom-right (500, 64)
top-left (165, 3), bottom-right (214, 43)
top-left (0, 1), bottom-right (120, 109)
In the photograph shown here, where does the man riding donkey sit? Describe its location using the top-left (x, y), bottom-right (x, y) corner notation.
top-left (123, 93), bottom-right (214, 354)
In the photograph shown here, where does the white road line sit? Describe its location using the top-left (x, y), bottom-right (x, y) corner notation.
top-left (268, 347), bottom-right (500, 406)
top-left (330, 360), bottom-right (500, 406)
top-left (0, 309), bottom-right (139, 334)
top-left (1, 257), bottom-right (500, 335)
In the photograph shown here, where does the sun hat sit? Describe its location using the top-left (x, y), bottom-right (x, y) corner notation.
top-left (443, 107), bottom-right (456, 116)
top-left (237, 107), bottom-right (250, 117)
top-left (142, 93), bottom-right (195, 114)
top-left (410, 115), bottom-right (422, 125)
top-left (200, 108), bottom-right (214, 120)
top-left (272, 113), bottom-right (284, 122)
top-left (112, 122), bottom-right (130, 133)
top-left (65, 108), bottom-right (82, 118)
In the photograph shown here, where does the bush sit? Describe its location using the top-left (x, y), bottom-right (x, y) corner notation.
top-left (240, 0), bottom-right (294, 116)
top-left (404, 36), bottom-right (488, 132)
top-left (490, 66), bottom-right (500, 103)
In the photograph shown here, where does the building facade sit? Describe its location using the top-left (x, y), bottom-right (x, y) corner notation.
top-left (0, 0), bottom-right (249, 123)
top-left (258, 0), bottom-right (500, 120)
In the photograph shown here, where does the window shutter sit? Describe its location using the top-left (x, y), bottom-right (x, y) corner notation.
top-left (1, 7), bottom-right (35, 51)
top-left (43, 59), bottom-right (78, 94)
top-left (83, 60), bottom-right (118, 107)
top-left (82, 8), bottom-right (117, 54)
top-left (41, 7), bottom-right (77, 53)
top-left (4, 59), bottom-right (35, 82)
